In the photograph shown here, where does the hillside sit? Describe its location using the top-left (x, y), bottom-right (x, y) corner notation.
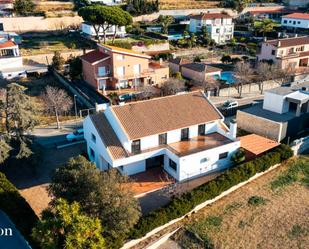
top-left (159, 0), bottom-right (220, 9)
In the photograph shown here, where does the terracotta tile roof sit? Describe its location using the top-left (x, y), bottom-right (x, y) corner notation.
top-left (182, 63), bottom-right (222, 73)
top-left (283, 13), bottom-right (309, 20)
top-left (265, 36), bottom-right (309, 48)
top-left (100, 44), bottom-right (151, 59)
top-left (240, 134), bottom-right (280, 156)
top-left (80, 50), bottom-right (109, 64)
top-left (191, 12), bottom-right (232, 20)
top-left (111, 91), bottom-right (222, 140)
top-left (0, 40), bottom-right (16, 49)
top-left (90, 113), bottom-right (129, 160)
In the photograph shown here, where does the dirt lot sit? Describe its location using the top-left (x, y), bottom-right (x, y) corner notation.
top-left (168, 156), bottom-right (309, 249)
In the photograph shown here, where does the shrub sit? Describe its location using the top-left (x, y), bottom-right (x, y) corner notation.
top-left (247, 196), bottom-right (267, 206)
top-left (231, 148), bottom-right (246, 164)
top-left (128, 144), bottom-right (292, 239)
top-left (0, 172), bottom-right (38, 248)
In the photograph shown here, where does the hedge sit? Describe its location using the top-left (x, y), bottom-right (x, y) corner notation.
top-left (129, 144), bottom-right (293, 239)
top-left (0, 172), bottom-right (39, 248)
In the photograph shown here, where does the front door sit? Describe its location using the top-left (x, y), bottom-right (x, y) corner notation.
top-left (146, 155), bottom-right (164, 169)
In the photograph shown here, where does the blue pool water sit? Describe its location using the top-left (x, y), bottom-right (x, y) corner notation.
top-left (167, 34), bottom-right (184, 40)
top-left (213, 71), bottom-right (235, 84)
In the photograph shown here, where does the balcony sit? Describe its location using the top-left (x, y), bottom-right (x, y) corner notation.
top-left (114, 69), bottom-right (155, 81)
top-left (96, 71), bottom-right (111, 79)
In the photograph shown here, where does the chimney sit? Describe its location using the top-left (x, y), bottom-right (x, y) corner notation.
top-left (263, 37), bottom-right (267, 42)
top-left (295, 34), bottom-right (298, 38)
top-left (278, 40), bottom-right (281, 47)
top-left (159, 58), bottom-right (163, 65)
top-left (229, 119), bottom-right (237, 139)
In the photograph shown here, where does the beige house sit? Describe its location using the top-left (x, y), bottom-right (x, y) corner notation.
top-left (257, 36), bottom-right (309, 70)
top-left (169, 57), bottom-right (190, 74)
top-left (80, 44), bottom-right (169, 91)
top-left (180, 63), bottom-right (222, 83)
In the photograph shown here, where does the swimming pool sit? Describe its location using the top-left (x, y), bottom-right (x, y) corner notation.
top-left (167, 34), bottom-right (184, 40)
top-left (213, 71), bottom-right (235, 84)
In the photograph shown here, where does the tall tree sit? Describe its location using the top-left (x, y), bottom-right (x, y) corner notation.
top-left (14, 0), bottom-right (35, 16)
top-left (48, 156), bottom-right (141, 247)
top-left (111, 8), bottom-right (132, 43)
top-left (78, 5), bottom-right (132, 44)
top-left (158, 15), bottom-right (174, 34)
top-left (41, 86), bottom-right (73, 129)
top-left (32, 198), bottom-right (105, 249)
top-left (254, 18), bottom-right (277, 38)
top-left (51, 51), bottom-right (65, 71)
top-left (233, 61), bottom-right (253, 97)
top-left (0, 138), bottom-right (11, 164)
top-left (222, 0), bottom-right (252, 13)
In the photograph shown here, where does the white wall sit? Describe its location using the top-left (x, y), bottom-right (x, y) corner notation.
top-left (178, 140), bottom-right (240, 181)
top-left (0, 56), bottom-right (22, 69)
top-left (281, 17), bottom-right (309, 29)
top-left (81, 23), bottom-right (126, 37)
top-left (263, 91), bottom-right (288, 114)
top-left (122, 160), bottom-right (146, 175)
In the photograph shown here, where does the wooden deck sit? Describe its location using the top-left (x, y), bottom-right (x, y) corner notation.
top-left (168, 133), bottom-right (233, 157)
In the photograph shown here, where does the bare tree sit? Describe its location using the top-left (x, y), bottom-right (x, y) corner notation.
top-left (42, 86), bottom-right (73, 129)
top-left (195, 76), bottom-right (221, 95)
top-left (256, 62), bottom-right (273, 93)
top-left (137, 85), bottom-right (159, 100)
top-left (161, 78), bottom-right (186, 96)
top-left (271, 63), bottom-right (296, 86)
top-left (233, 61), bottom-right (254, 97)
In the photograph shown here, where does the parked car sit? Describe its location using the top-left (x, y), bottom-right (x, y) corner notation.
top-left (119, 93), bottom-right (133, 101)
top-left (221, 100), bottom-right (238, 110)
top-left (66, 129), bottom-right (84, 142)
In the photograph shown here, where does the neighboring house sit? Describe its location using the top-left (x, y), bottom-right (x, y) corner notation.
top-left (0, 39), bottom-right (26, 79)
top-left (0, 31), bottom-right (22, 44)
top-left (257, 36), bottom-right (309, 69)
top-left (80, 44), bottom-right (169, 91)
top-left (241, 9), bottom-right (294, 21)
top-left (168, 57), bottom-right (190, 74)
top-left (237, 81), bottom-right (309, 142)
top-left (0, 0), bottom-right (13, 16)
top-left (81, 22), bottom-right (126, 39)
top-left (180, 62), bottom-right (222, 82)
top-left (83, 91), bottom-right (240, 181)
top-left (189, 12), bottom-right (234, 44)
top-left (281, 13), bottom-right (309, 30)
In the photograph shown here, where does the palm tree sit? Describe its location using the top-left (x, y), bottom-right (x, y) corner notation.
top-left (254, 18), bottom-right (277, 38)
top-left (158, 15), bottom-right (174, 34)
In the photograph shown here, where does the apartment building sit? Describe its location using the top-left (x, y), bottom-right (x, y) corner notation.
top-left (84, 91), bottom-right (240, 181)
top-left (281, 13), bottom-right (309, 30)
top-left (189, 12), bottom-right (234, 44)
top-left (80, 44), bottom-right (169, 91)
top-left (257, 36), bottom-right (309, 69)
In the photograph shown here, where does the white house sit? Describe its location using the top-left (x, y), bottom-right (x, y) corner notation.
top-left (0, 39), bottom-right (26, 79)
top-left (281, 13), bottom-right (309, 30)
top-left (89, 0), bottom-right (123, 5)
top-left (81, 22), bottom-right (126, 38)
top-left (189, 12), bottom-right (234, 44)
top-left (83, 91), bottom-right (240, 182)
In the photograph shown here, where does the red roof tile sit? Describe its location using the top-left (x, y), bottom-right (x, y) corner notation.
top-left (191, 12), bottom-right (232, 20)
top-left (80, 50), bottom-right (109, 64)
top-left (265, 36), bottom-right (309, 48)
top-left (0, 40), bottom-right (16, 49)
top-left (283, 13), bottom-right (309, 20)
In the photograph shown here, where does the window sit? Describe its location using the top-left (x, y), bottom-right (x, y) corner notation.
top-left (219, 152), bottom-right (228, 160)
top-left (91, 133), bottom-right (96, 143)
top-left (198, 124), bottom-right (205, 135)
top-left (293, 21), bottom-right (296, 25)
top-left (271, 50), bottom-right (275, 55)
top-left (169, 159), bottom-right (177, 171)
top-left (117, 66), bottom-right (125, 76)
top-left (90, 148), bottom-right (95, 159)
top-left (131, 140), bottom-right (141, 154)
top-left (283, 20), bottom-right (287, 24)
top-left (298, 21), bottom-right (301, 24)
top-left (98, 66), bottom-right (106, 76)
top-left (181, 128), bottom-right (189, 141)
top-left (133, 64), bottom-right (141, 75)
top-left (158, 133), bottom-right (167, 145)
top-left (200, 158), bottom-right (209, 163)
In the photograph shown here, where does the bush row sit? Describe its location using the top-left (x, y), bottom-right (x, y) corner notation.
top-left (0, 172), bottom-right (39, 248)
top-left (129, 144), bottom-right (293, 239)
